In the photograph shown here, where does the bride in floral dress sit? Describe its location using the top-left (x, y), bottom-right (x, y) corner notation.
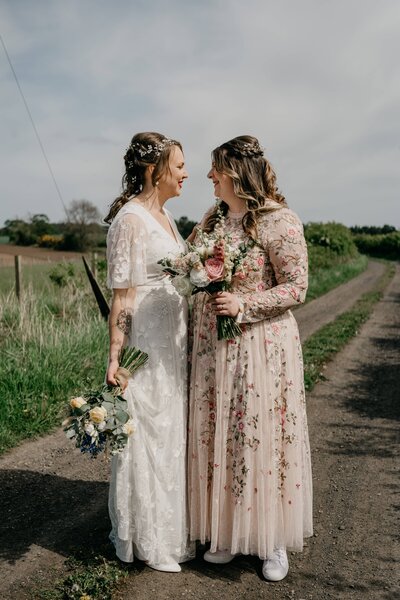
top-left (105, 132), bottom-right (194, 572)
top-left (188, 135), bottom-right (313, 582)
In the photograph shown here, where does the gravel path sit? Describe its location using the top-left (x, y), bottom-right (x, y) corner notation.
top-left (0, 261), bottom-right (397, 600)
top-left (294, 260), bottom-right (385, 342)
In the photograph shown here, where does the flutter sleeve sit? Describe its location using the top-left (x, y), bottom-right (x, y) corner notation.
top-left (106, 212), bottom-right (147, 289)
top-left (238, 209), bottom-right (308, 323)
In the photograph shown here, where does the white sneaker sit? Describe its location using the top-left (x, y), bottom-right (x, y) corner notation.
top-left (203, 549), bottom-right (236, 564)
top-left (262, 548), bottom-right (289, 581)
top-left (147, 560), bottom-right (181, 573)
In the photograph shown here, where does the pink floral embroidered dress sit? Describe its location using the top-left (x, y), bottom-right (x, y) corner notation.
top-left (188, 203), bottom-right (313, 559)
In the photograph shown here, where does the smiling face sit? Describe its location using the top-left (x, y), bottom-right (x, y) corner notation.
top-left (207, 162), bottom-right (235, 201)
top-left (158, 145), bottom-right (188, 199)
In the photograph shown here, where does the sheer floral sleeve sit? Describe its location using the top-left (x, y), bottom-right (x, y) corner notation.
top-left (238, 209), bottom-right (308, 323)
top-left (106, 212), bottom-right (147, 289)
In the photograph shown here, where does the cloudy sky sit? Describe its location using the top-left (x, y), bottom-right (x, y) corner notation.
top-left (1, 0), bottom-right (399, 228)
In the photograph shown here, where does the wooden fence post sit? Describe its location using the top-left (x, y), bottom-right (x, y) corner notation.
top-left (91, 251), bottom-right (98, 278)
top-left (15, 255), bottom-right (21, 300)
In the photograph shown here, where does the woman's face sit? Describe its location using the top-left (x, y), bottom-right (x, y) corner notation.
top-left (207, 163), bottom-right (234, 201)
top-left (158, 146), bottom-right (188, 198)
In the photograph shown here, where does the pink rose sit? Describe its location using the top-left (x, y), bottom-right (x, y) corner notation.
top-left (257, 257), bottom-right (264, 266)
top-left (204, 258), bottom-right (225, 281)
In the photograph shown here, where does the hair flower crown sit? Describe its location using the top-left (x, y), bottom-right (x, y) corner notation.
top-left (128, 138), bottom-right (176, 160)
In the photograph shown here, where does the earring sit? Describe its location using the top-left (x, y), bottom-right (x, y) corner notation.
top-left (155, 181), bottom-right (159, 186)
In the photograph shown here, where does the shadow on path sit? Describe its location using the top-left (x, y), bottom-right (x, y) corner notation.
top-left (0, 470), bottom-right (109, 564)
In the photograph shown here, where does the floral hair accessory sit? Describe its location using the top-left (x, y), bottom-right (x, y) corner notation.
top-left (129, 138), bottom-right (176, 160)
top-left (232, 142), bottom-right (264, 159)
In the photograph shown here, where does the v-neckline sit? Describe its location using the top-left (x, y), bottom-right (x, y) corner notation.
top-left (128, 201), bottom-right (180, 246)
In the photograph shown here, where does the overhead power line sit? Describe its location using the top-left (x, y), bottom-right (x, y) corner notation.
top-left (0, 32), bottom-right (68, 216)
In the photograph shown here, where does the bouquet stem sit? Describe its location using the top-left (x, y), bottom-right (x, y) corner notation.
top-left (217, 316), bottom-right (242, 341)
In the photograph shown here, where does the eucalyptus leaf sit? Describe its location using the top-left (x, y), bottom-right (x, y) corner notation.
top-left (101, 392), bottom-right (115, 403)
top-left (106, 417), bottom-right (117, 430)
top-left (115, 410), bottom-right (129, 424)
top-left (102, 401), bottom-right (115, 412)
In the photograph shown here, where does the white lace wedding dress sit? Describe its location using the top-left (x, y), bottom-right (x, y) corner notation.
top-left (106, 201), bottom-right (194, 565)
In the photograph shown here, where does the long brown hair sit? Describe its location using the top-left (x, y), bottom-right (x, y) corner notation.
top-left (104, 131), bottom-right (182, 224)
top-left (203, 135), bottom-right (287, 240)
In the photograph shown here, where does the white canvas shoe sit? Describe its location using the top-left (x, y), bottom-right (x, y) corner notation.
top-left (203, 549), bottom-right (236, 564)
top-left (147, 560), bottom-right (181, 573)
top-left (262, 548), bottom-right (289, 581)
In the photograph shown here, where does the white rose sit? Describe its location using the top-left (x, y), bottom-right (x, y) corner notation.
top-left (189, 266), bottom-right (210, 288)
top-left (171, 275), bottom-right (194, 296)
top-left (70, 396), bottom-right (86, 409)
top-left (97, 420), bottom-right (107, 432)
top-left (186, 251), bottom-right (202, 265)
top-left (122, 418), bottom-right (135, 436)
top-left (89, 405), bottom-right (107, 424)
top-left (84, 422), bottom-right (95, 435)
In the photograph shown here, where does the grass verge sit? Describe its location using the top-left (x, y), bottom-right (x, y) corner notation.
top-left (0, 285), bottom-right (108, 454)
top-left (303, 261), bottom-right (395, 391)
top-left (306, 254), bottom-right (368, 301)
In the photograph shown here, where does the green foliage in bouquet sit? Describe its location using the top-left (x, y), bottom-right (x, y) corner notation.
top-left (63, 347), bottom-right (148, 457)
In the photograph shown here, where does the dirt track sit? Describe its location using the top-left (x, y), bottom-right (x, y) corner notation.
top-left (0, 244), bottom-right (85, 266)
top-left (0, 261), bottom-right (398, 600)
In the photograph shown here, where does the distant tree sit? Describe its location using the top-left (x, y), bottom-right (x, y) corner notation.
top-left (66, 199), bottom-right (101, 226)
top-left (175, 216), bottom-right (197, 239)
top-left (3, 218), bottom-right (36, 245)
top-left (60, 199), bottom-right (102, 251)
top-left (350, 224), bottom-right (397, 235)
top-left (30, 213), bottom-right (56, 237)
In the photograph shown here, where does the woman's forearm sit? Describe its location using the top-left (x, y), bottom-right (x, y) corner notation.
top-left (108, 288), bottom-right (136, 363)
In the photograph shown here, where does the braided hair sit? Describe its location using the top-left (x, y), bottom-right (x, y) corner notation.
top-left (105, 132), bottom-right (182, 224)
top-left (203, 135), bottom-right (287, 241)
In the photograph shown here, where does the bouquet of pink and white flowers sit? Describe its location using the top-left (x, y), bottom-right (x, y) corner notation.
top-left (63, 347), bottom-right (148, 457)
top-left (159, 209), bottom-right (253, 340)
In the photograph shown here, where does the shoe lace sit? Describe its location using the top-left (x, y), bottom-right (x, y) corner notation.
top-left (273, 548), bottom-right (286, 564)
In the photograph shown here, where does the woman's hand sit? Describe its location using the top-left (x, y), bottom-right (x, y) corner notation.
top-left (107, 360), bottom-right (130, 391)
top-left (186, 224), bottom-right (200, 244)
top-left (209, 291), bottom-right (240, 317)
top-left (106, 359), bottom-right (121, 387)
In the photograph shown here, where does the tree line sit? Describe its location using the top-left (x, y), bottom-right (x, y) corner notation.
top-left (0, 200), bottom-right (198, 251)
top-left (0, 201), bottom-right (398, 259)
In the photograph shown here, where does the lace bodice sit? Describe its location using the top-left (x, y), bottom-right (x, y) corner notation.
top-left (106, 201), bottom-right (185, 289)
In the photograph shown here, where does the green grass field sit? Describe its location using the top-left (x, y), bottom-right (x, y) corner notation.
top-left (0, 267), bottom-right (108, 454)
top-left (0, 260), bottom-right (85, 295)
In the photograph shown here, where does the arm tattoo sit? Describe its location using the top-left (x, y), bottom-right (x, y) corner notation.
top-left (116, 308), bottom-right (133, 335)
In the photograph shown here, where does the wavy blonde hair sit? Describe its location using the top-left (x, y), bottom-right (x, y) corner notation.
top-left (203, 135), bottom-right (287, 241)
top-left (105, 131), bottom-right (182, 224)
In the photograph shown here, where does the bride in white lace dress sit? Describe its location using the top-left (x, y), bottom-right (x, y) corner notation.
top-left (105, 132), bottom-right (194, 572)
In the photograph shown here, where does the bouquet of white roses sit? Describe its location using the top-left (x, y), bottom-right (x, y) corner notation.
top-left (63, 347), bottom-right (148, 457)
top-left (159, 208), bottom-right (253, 340)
